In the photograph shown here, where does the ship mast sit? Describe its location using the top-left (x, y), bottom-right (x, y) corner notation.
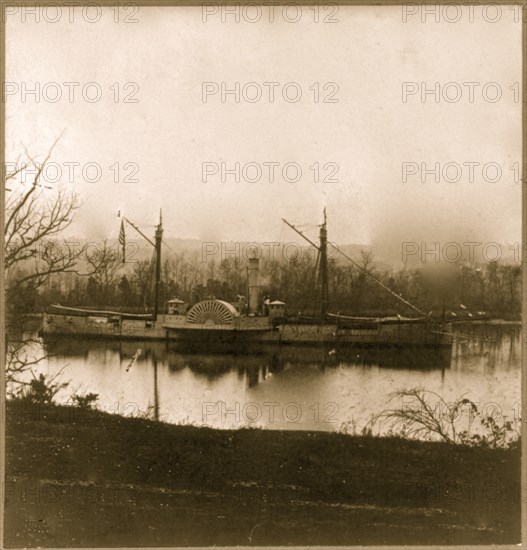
top-left (282, 210), bottom-right (329, 317)
top-left (154, 210), bottom-right (163, 322)
top-left (319, 208), bottom-right (329, 316)
top-left (282, 212), bottom-right (426, 317)
top-left (121, 210), bottom-right (163, 321)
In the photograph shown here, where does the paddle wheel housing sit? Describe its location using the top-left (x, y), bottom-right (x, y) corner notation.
top-left (186, 300), bottom-right (239, 326)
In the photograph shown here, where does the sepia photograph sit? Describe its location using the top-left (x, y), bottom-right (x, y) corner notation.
top-left (1, 2), bottom-right (525, 547)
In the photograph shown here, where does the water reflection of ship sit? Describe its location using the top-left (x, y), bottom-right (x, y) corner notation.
top-left (162, 340), bottom-right (452, 371)
top-left (45, 338), bottom-right (451, 374)
top-left (154, 343), bottom-right (453, 396)
top-left (32, 329), bottom-right (519, 426)
top-left (140, 343), bottom-right (452, 397)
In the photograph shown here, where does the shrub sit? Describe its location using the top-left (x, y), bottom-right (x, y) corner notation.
top-left (71, 392), bottom-right (99, 410)
top-left (15, 372), bottom-right (69, 406)
top-left (367, 387), bottom-right (520, 449)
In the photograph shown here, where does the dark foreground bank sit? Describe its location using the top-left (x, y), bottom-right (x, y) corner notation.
top-left (4, 402), bottom-right (521, 547)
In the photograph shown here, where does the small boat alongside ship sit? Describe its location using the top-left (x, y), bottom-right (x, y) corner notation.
top-left (41, 211), bottom-right (452, 348)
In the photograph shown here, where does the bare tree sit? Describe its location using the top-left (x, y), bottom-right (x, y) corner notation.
top-left (6, 337), bottom-right (47, 389)
top-left (4, 139), bottom-right (84, 392)
top-left (349, 249), bottom-right (373, 311)
top-left (85, 240), bottom-right (122, 304)
top-left (132, 258), bottom-right (155, 309)
top-left (5, 139), bottom-right (84, 299)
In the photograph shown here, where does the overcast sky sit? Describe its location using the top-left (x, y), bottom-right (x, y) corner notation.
top-left (6, 5), bottom-right (522, 258)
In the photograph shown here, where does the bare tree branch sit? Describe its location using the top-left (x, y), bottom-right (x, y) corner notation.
top-left (5, 139), bottom-right (83, 294)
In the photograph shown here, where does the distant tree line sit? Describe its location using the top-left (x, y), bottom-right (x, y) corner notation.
top-left (8, 240), bottom-right (521, 319)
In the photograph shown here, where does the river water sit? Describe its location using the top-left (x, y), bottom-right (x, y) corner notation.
top-left (12, 323), bottom-right (522, 435)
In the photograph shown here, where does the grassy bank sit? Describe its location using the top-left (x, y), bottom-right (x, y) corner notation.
top-left (5, 402), bottom-right (521, 547)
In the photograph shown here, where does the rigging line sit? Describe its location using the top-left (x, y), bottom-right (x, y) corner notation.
top-left (281, 218), bottom-right (320, 251)
top-left (122, 217), bottom-right (179, 266)
top-left (327, 242), bottom-right (426, 317)
top-left (313, 249), bottom-right (321, 316)
top-left (314, 249), bottom-right (320, 274)
top-left (295, 224), bottom-right (317, 229)
top-left (123, 217), bottom-right (156, 248)
top-left (148, 248), bottom-right (157, 294)
top-left (161, 239), bottom-right (175, 253)
top-left (282, 217), bottom-right (425, 317)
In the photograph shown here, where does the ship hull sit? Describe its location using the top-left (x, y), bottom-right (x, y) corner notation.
top-left (40, 314), bottom-right (451, 347)
top-left (40, 313), bottom-right (277, 343)
top-left (41, 314), bottom-right (172, 341)
top-left (278, 321), bottom-right (450, 346)
top-left (166, 326), bottom-right (278, 345)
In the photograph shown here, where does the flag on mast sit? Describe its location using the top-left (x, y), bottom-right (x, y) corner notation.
top-left (119, 220), bottom-right (126, 263)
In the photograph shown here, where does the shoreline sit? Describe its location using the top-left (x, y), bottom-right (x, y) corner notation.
top-left (5, 402), bottom-right (521, 547)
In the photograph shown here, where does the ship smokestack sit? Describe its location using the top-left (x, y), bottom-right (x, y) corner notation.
top-left (248, 257), bottom-right (260, 314)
